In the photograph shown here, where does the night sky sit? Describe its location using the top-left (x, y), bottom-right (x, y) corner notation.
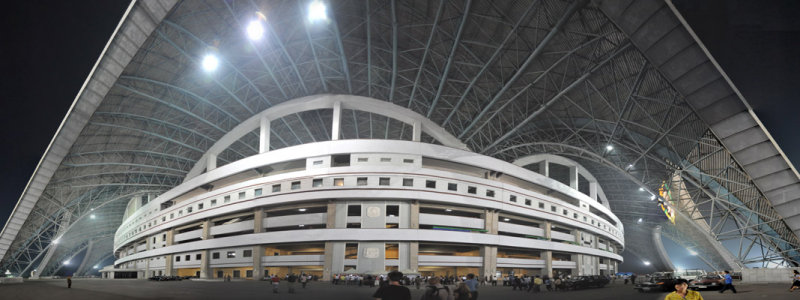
top-left (0, 1), bottom-right (798, 271)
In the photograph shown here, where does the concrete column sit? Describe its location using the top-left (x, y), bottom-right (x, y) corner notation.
top-left (166, 229), bottom-right (175, 246)
top-left (589, 182), bottom-right (598, 201)
top-left (479, 246), bottom-right (497, 280)
top-left (331, 101), bottom-right (342, 140)
top-left (323, 242), bottom-right (334, 280)
top-left (253, 208), bottom-right (264, 233)
top-left (201, 219), bottom-right (211, 240)
top-left (165, 255), bottom-right (174, 276)
top-left (409, 242), bottom-right (419, 272)
top-left (207, 153), bottom-right (217, 172)
top-left (327, 201), bottom-right (337, 228)
top-left (544, 250), bottom-right (553, 278)
top-left (410, 200), bottom-right (419, 229)
top-left (569, 165), bottom-right (579, 190)
top-left (259, 115), bottom-right (270, 153)
top-left (145, 257), bottom-right (150, 279)
top-left (538, 160), bottom-right (549, 177)
top-left (200, 250), bottom-right (210, 279)
top-left (412, 120), bottom-right (422, 142)
top-left (484, 209), bottom-right (498, 234)
top-left (544, 221), bottom-right (552, 240)
top-left (252, 245), bottom-right (264, 280)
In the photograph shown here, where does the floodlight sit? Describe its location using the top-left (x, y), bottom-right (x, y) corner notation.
top-left (689, 250), bottom-right (698, 256)
top-left (605, 145), bottom-right (613, 151)
top-left (643, 261), bottom-right (650, 266)
top-left (445, 209), bottom-right (453, 212)
top-left (638, 187), bottom-right (644, 192)
top-left (298, 208), bottom-right (307, 212)
top-left (637, 218), bottom-right (642, 224)
top-left (246, 19), bottom-right (265, 41)
top-left (202, 54), bottom-right (219, 72)
top-left (308, 1), bottom-right (327, 22)
top-left (52, 239), bottom-right (60, 245)
top-left (93, 265), bottom-right (99, 269)
top-left (298, 224), bottom-right (305, 227)
top-left (90, 214), bottom-right (96, 219)
top-left (503, 218), bottom-right (510, 222)
top-left (650, 195), bottom-right (656, 201)
top-left (63, 260), bottom-right (70, 265)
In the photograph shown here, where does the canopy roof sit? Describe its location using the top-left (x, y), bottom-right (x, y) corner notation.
top-left (2, 0), bottom-right (799, 276)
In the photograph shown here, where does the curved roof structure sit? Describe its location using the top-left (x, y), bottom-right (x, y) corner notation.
top-left (2, 0), bottom-right (799, 276)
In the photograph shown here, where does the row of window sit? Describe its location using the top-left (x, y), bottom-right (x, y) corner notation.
top-left (119, 174), bottom-right (620, 247)
top-left (175, 250), bottom-right (254, 262)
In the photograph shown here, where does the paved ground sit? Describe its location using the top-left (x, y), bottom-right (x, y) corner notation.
top-left (0, 279), bottom-right (796, 299)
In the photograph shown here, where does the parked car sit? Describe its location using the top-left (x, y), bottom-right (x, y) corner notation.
top-left (634, 273), bottom-right (677, 293)
top-left (148, 275), bottom-right (183, 281)
top-left (563, 275), bottom-right (609, 289)
top-left (689, 274), bottom-right (724, 290)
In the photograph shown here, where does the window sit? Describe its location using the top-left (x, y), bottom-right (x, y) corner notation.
top-left (380, 157), bottom-right (391, 162)
top-left (551, 206), bottom-right (557, 212)
top-left (573, 213), bottom-right (578, 219)
top-left (212, 252), bottom-right (220, 259)
top-left (347, 205), bottom-right (362, 217)
top-left (583, 216), bottom-right (587, 222)
top-left (357, 157), bottom-right (368, 162)
top-left (509, 195), bottom-right (517, 202)
top-left (403, 159), bottom-right (414, 164)
top-left (291, 181), bottom-right (301, 190)
top-left (196, 254), bottom-right (202, 260)
top-left (243, 250), bottom-right (253, 257)
top-left (379, 177), bottom-right (390, 186)
top-left (563, 209), bottom-right (568, 216)
top-left (524, 199), bottom-right (531, 206)
top-left (211, 199), bottom-right (217, 207)
top-left (313, 160), bottom-right (324, 165)
top-left (227, 251), bottom-right (236, 258)
top-left (176, 256), bottom-right (181, 262)
top-left (187, 207), bottom-right (193, 213)
top-left (467, 186), bottom-right (477, 194)
top-left (198, 203), bottom-right (204, 210)
top-left (386, 205), bottom-right (400, 217)
top-left (153, 237), bottom-right (156, 243)
top-left (272, 184), bottom-right (281, 192)
top-left (185, 255), bottom-right (190, 261)
top-left (486, 190), bottom-right (495, 197)
top-left (254, 188), bottom-right (262, 196)
top-left (246, 270), bottom-right (253, 278)
top-left (447, 183), bottom-right (457, 191)
top-left (163, 234), bottom-right (166, 241)
top-left (334, 178), bottom-right (344, 186)
top-left (537, 202), bottom-right (544, 209)
top-left (357, 177), bottom-right (368, 186)
top-left (312, 178), bottom-right (323, 187)
top-left (425, 180), bottom-right (436, 189)
top-left (162, 216), bottom-right (166, 222)
top-left (224, 195), bottom-right (231, 203)
top-left (170, 213), bottom-right (174, 219)
top-left (402, 178), bottom-right (413, 187)
top-left (233, 270), bottom-right (241, 278)
top-left (238, 192), bottom-right (246, 199)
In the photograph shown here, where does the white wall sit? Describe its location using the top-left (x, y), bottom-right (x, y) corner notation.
top-left (741, 268), bottom-right (798, 283)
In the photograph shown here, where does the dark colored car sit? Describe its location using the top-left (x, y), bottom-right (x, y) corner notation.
top-left (634, 274), bottom-right (677, 292)
top-left (689, 275), bottom-right (724, 290)
top-left (563, 275), bottom-right (610, 289)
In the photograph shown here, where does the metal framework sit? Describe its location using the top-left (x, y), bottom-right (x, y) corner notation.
top-left (2, 0), bottom-right (799, 277)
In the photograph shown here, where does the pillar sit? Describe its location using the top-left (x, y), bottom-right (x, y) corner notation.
top-left (254, 208), bottom-right (264, 233)
top-left (201, 219), bottom-right (211, 240)
top-left (538, 160), bottom-right (549, 177)
top-left (207, 153), bottom-right (217, 172)
top-left (327, 201), bottom-right (337, 228)
top-left (544, 250), bottom-right (553, 278)
top-left (165, 255), bottom-right (174, 276)
top-left (331, 101), bottom-right (342, 140)
top-left (323, 242), bottom-right (334, 281)
top-left (259, 115), bottom-right (270, 153)
top-left (253, 245), bottom-right (264, 280)
top-left (200, 250), bottom-right (210, 279)
top-left (569, 165), bottom-right (579, 190)
top-left (480, 246), bottom-right (497, 280)
top-left (409, 242), bottom-right (419, 272)
top-left (412, 120), bottom-right (422, 142)
top-left (484, 209), bottom-right (498, 234)
top-left (589, 182), bottom-right (598, 201)
top-left (409, 200), bottom-right (419, 229)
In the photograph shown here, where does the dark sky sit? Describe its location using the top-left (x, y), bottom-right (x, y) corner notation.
top-left (0, 0), bottom-right (798, 268)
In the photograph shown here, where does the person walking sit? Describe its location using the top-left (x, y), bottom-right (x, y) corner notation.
top-left (718, 270), bottom-right (737, 294)
top-left (271, 275), bottom-right (280, 293)
top-left (464, 273), bottom-right (479, 300)
top-left (67, 275), bottom-right (72, 288)
top-left (421, 277), bottom-right (451, 300)
top-left (665, 279), bottom-right (704, 300)
top-left (300, 273), bottom-right (308, 288)
top-left (790, 270), bottom-right (800, 292)
top-left (373, 270), bottom-right (411, 300)
top-left (453, 282), bottom-right (471, 300)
